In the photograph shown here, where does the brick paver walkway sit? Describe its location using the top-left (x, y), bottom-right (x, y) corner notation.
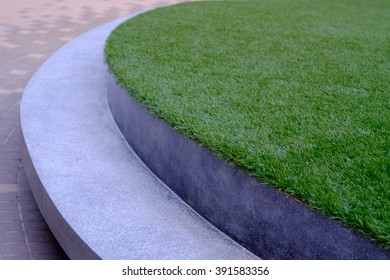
top-left (0, 0), bottom-right (184, 260)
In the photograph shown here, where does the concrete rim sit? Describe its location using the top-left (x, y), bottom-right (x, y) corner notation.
top-left (20, 13), bottom-right (258, 260)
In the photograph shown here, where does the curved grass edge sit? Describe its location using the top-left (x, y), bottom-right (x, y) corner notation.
top-left (105, 0), bottom-right (390, 248)
top-left (107, 69), bottom-right (390, 259)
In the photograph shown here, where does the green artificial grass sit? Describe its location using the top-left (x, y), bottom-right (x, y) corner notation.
top-left (105, 0), bottom-right (390, 247)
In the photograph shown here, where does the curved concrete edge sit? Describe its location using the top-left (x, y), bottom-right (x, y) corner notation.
top-left (20, 13), bottom-right (258, 260)
top-left (21, 136), bottom-right (100, 260)
top-left (107, 71), bottom-right (390, 260)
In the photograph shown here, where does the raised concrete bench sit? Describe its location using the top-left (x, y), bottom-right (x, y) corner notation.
top-left (21, 11), bottom-right (389, 260)
top-left (20, 13), bottom-right (257, 260)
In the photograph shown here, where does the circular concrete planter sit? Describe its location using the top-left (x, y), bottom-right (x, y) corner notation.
top-left (19, 3), bottom-right (389, 259)
top-left (107, 72), bottom-right (389, 260)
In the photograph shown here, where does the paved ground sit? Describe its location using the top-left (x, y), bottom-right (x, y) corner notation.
top-left (0, 0), bottom-right (183, 260)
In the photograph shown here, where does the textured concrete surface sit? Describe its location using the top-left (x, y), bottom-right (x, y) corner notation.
top-left (0, 0), bottom-right (185, 260)
top-left (20, 13), bottom-right (258, 260)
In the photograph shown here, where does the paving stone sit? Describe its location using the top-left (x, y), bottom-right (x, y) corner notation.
top-left (0, 175), bottom-right (18, 183)
top-left (31, 40), bottom-right (46, 45)
top-left (3, 145), bottom-right (20, 152)
top-left (0, 98), bottom-right (20, 108)
top-left (0, 183), bottom-right (18, 193)
top-left (26, 53), bottom-right (46, 59)
top-left (2, 254), bottom-right (31, 260)
top-left (0, 242), bottom-right (28, 255)
top-left (0, 221), bottom-right (22, 232)
top-left (0, 166), bottom-right (18, 174)
top-left (0, 160), bottom-right (20, 168)
top-left (1, 150), bottom-right (21, 161)
top-left (0, 231), bottom-right (24, 242)
top-left (0, 193), bottom-right (17, 201)
top-left (9, 69), bottom-right (29, 76)
top-left (0, 201), bottom-right (18, 211)
top-left (0, 210), bottom-right (20, 221)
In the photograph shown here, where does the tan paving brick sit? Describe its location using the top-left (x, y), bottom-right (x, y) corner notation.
top-left (35, 30), bottom-right (50, 34)
top-left (0, 42), bottom-right (19, 48)
top-left (31, 40), bottom-right (46, 45)
top-left (0, 89), bottom-right (11, 95)
top-left (9, 69), bottom-right (29, 76)
top-left (59, 36), bottom-right (74, 42)
top-left (58, 27), bottom-right (73, 32)
top-left (17, 30), bottom-right (32, 35)
top-left (43, 24), bottom-right (57, 29)
top-left (0, 184), bottom-right (17, 194)
top-left (26, 53), bottom-right (45, 59)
